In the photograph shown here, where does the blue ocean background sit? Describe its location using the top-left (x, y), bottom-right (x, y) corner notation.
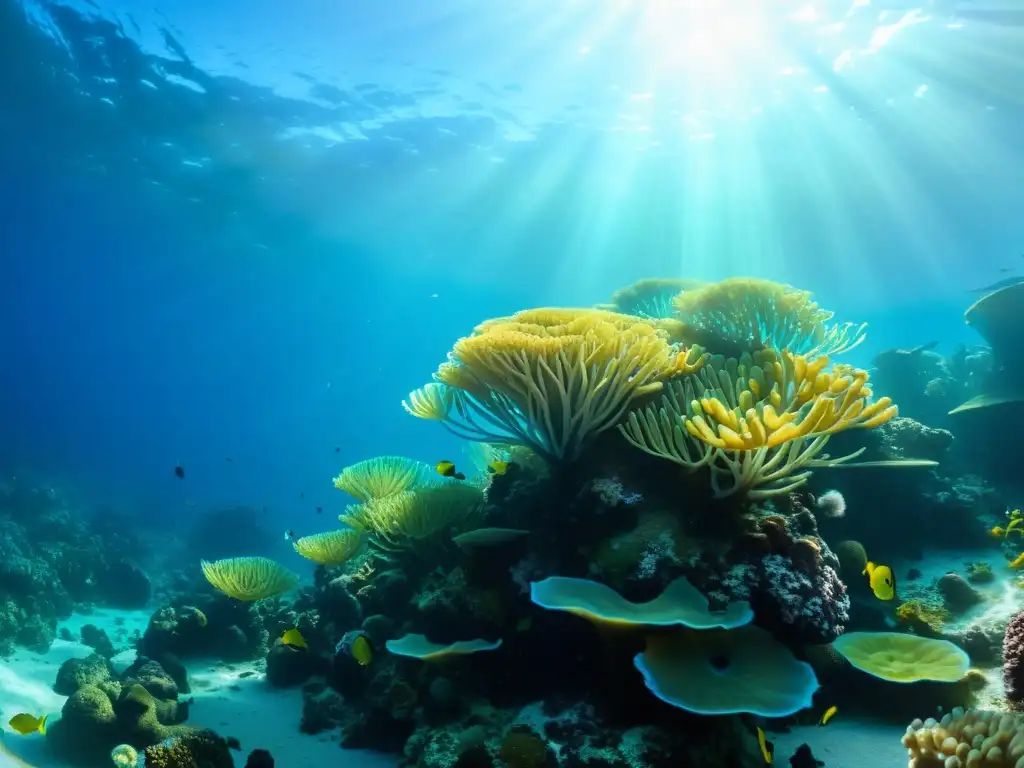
top-left (1, 0), bottom-right (1022, 542)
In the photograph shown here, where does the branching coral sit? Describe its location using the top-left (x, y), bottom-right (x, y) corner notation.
top-left (619, 349), bottom-right (898, 497)
top-left (331, 456), bottom-right (431, 502)
top-left (200, 557), bottom-right (299, 601)
top-left (403, 308), bottom-right (705, 463)
top-left (671, 277), bottom-right (867, 358)
top-left (339, 483), bottom-right (483, 551)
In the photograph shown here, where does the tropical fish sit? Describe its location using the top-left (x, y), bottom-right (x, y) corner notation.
top-left (337, 630), bottom-right (374, 667)
top-left (991, 526), bottom-right (1007, 538)
top-left (1010, 553), bottom-right (1024, 570)
top-left (316, 506), bottom-right (323, 515)
top-left (281, 629), bottom-right (307, 650)
top-left (435, 461), bottom-right (466, 481)
top-left (487, 460), bottom-right (515, 476)
top-left (818, 705), bottom-right (837, 726)
top-left (757, 726), bottom-right (774, 764)
top-left (173, 465), bottom-right (185, 479)
top-left (284, 530), bottom-right (295, 542)
top-left (7, 713), bottom-right (46, 736)
top-left (863, 561), bottom-right (897, 601)
top-left (350, 634), bottom-right (374, 666)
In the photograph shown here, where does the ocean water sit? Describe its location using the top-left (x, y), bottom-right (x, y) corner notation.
top-left (1, 1), bottom-right (1024, 767)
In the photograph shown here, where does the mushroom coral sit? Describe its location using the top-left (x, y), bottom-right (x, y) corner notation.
top-left (832, 631), bottom-right (970, 683)
top-left (385, 633), bottom-right (502, 661)
top-left (529, 575), bottom-right (752, 630)
top-left (529, 575), bottom-right (817, 717)
top-left (634, 625), bottom-right (819, 717)
top-left (402, 308), bottom-right (705, 463)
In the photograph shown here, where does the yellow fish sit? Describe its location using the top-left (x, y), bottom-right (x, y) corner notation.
top-left (435, 461), bottom-right (466, 481)
top-left (351, 634), bottom-right (373, 666)
top-left (991, 526), bottom-right (1007, 538)
top-left (757, 726), bottom-right (774, 764)
top-left (1011, 553), bottom-right (1024, 570)
top-left (487, 460), bottom-right (517, 476)
top-left (863, 561), bottom-right (897, 601)
top-left (7, 713), bottom-right (46, 736)
top-left (818, 705), bottom-right (838, 726)
top-left (281, 628), bottom-right (307, 650)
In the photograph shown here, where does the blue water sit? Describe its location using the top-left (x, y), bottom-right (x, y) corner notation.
top-left (1, 0), bottom-right (1022, 536)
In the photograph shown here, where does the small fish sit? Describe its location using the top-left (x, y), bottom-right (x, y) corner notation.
top-left (350, 634), bottom-right (374, 666)
top-left (225, 457), bottom-right (233, 463)
top-left (757, 726), bottom-right (774, 765)
top-left (1010, 552), bottom-right (1024, 570)
top-left (334, 447), bottom-right (340, 453)
top-left (284, 530), bottom-right (295, 542)
top-left (316, 506), bottom-right (323, 514)
top-left (8, 713), bottom-right (46, 736)
top-left (300, 491), bottom-right (305, 499)
top-left (281, 628), bottom-right (307, 650)
top-left (818, 705), bottom-right (837, 726)
top-left (863, 561), bottom-right (897, 601)
top-left (487, 460), bottom-right (516, 476)
top-left (173, 465), bottom-right (185, 479)
top-left (991, 526), bottom-right (1007, 538)
top-left (435, 461), bottom-right (466, 481)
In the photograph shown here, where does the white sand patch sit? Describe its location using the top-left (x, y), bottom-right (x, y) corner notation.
top-left (0, 610), bottom-right (397, 768)
top-left (187, 660), bottom-right (396, 768)
top-left (769, 719), bottom-right (908, 768)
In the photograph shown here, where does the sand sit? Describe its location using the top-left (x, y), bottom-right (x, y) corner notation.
top-left (0, 608), bottom-right (396, 768)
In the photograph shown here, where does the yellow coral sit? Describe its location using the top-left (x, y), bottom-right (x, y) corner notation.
top-left (902, 708), bottom-right (1024, 767)
top-left (292, 530), bottom-right (365, 566)
top-left (340, 482), bottom-right (483, 550)
top-left (200, 556), bottom-right (299, 601)
top-left (619, 348), bottom-right (897, 497)
top-left (332, 456), bottom-right (431, 502)
top-left (404, 308), bottom-right (705, 463)
top-left (671, 277), bottom-right (867, 358)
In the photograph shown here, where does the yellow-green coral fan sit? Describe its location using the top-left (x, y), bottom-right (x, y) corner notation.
top-left (671, 277), bottom-right (867, 358)
top-left (332, 456), bottom-right (431, 502)
top-left (340, 482), bottom-right (483, 550)
top-left (200, 556), bottom-right (299, 601)
top-left (292, 530), bottom-right (365, 566)
top-left (403, 308), bottom-right (705, 463)
top-left (620, 348), bottom-right (897, 497)
top-left (832, 631), bottom-right (970, 683)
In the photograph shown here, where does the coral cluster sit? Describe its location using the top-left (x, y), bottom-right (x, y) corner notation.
top-left (903, 709), bottom-right (1024, 767)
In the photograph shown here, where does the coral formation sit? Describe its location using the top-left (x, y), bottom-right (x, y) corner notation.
top-left (903, 708), bottom-right (1024, 768)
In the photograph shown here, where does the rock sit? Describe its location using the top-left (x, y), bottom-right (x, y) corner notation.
top-left (265, 642), bottom-right (328, 688)
top-left (245, 749), bottom-right (275, 768)
top-left (54, 653), bottom-right (114, 696)
top-left (122, 659), bottom-right (178, 700)
top-left (98, 559), bottom-right (152, 609)
top-left (81, 624), bottom-right (116, 659)
top-left (937, 572), bottom-right (983, 614)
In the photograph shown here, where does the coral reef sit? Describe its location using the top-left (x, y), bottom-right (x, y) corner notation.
top-left (46, 652), bottom-right (196, 764)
